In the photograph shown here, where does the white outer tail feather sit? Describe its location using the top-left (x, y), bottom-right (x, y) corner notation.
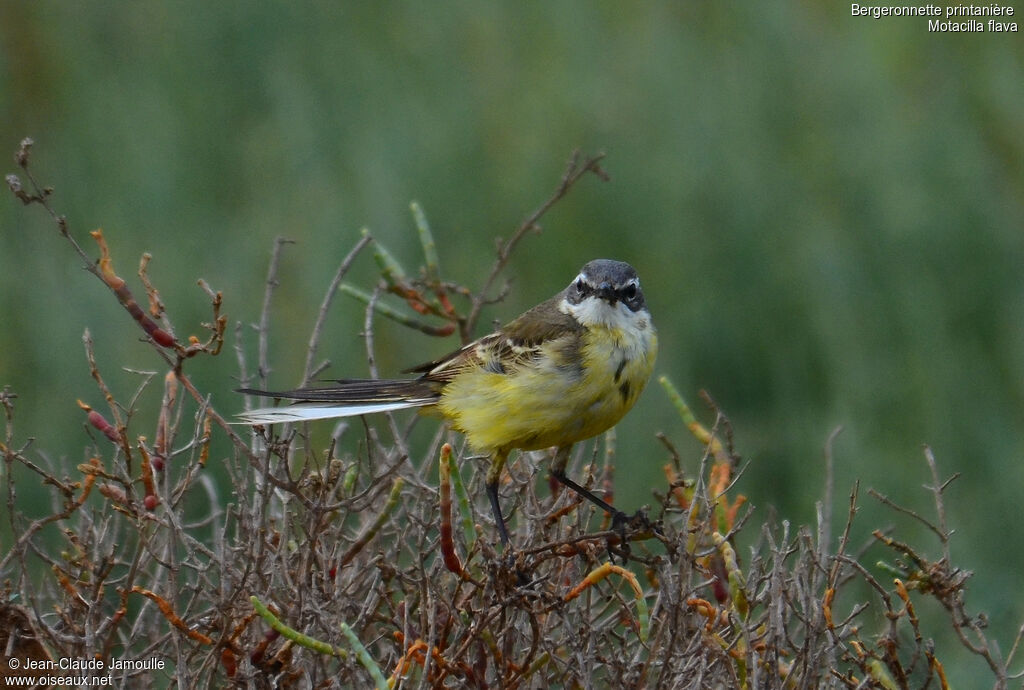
top-left (237, 399), bottom-right (433, 425)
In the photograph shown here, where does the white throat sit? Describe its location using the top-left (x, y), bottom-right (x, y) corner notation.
top-left (559, 295), bottom-right (644, 330)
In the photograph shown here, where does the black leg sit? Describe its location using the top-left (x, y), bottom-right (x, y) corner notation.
top-left (485, 448), bottom-right (512, 548)
top-left (552, 467), bottom-right (634, 563)
top-left (486, 480), bottom-right (511, 548)
top-left (550, 445), bottom-right (638, 562)
top-left (550, 446), bottom-right (624, 519)
top-left (550, 468), bottom-right (622, 518)
top-left (486, 456), bottom-right (532, 586)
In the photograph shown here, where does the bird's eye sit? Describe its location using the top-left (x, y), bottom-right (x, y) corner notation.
top-left (575, 278), bottom-right (586, 293)
top-left (623, 283), bottom-right (638, 300)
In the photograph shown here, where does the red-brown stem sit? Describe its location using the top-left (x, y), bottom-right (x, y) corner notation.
top-left (438, 443), bottom-right (464, 576)
top-left (90, 230), bottom-right (176, 348)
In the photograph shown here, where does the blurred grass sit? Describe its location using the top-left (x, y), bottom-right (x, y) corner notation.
top-left (2, 2), bottom-right (1022, 684)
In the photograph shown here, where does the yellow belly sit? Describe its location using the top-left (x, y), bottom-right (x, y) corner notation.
top-left (438, 325), bottom-right (657, 452)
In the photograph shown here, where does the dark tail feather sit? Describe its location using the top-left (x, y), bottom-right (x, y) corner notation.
top-left (235, 379), bottom-right (441, 425)
top-left (237, 378), bottom-right (441, 404)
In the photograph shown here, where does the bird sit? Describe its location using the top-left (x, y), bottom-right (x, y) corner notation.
top-left (238, 259), bottom-right (658, 549)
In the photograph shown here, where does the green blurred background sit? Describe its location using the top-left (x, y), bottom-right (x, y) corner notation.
top-left (2, 2), bottom-right (1022, 682)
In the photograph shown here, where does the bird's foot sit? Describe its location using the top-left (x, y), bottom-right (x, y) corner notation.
top-left (494, 547), bottom-right (534, 589)
top-left (608, 507), bottom-right (659, 564)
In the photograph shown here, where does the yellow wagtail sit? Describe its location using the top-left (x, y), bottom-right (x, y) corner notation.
top-left (238, 259), bottom-right (658, 547)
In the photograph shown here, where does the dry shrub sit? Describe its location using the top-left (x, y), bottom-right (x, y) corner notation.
top-left (3, 141), bottom-right (1021, 688)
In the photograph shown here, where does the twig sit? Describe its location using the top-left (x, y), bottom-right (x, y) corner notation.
top-left (255, 237), bottom-right (295, 384)
top-left (867, 487), bottom-right (947, 543)
top-left (922, 445), bottom-right (954, 559)
top-left (7, 138), bottom-right (96, 271)
top-left (303, 235), bottom-right (373, 385)
top-left (820, 425), bottom-right (843, 558)
top-left (462, 150), bottom-right (608, 339)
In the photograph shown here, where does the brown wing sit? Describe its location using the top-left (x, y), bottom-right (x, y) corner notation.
top-left (405, 294), bottom-right (582, 383)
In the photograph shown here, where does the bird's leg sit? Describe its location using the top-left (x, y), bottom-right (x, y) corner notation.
top-left (485, 448), bottom-right (512, 548)
top-left (550, 445), bottom-right (622, 517)
top-left (485, 448), bottom-right (534, 586)
top-left (550, 445), bottom-right (634, 561)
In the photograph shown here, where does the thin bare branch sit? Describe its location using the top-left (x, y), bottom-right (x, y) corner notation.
top-left (462, 150), bottom-right (609, 339)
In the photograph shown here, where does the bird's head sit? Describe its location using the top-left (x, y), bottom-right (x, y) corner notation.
top-left (561, 259), bottom-right (649, 328)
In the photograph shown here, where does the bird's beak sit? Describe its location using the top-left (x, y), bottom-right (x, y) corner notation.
top-left (596, 282), bottom-right (617, 304)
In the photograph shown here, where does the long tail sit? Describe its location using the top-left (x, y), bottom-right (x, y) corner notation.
top-left (236, 379), bottom-right (440, 425)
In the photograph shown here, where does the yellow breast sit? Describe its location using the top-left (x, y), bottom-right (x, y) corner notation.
top-left (437, 321), bottom-right (657, 453)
